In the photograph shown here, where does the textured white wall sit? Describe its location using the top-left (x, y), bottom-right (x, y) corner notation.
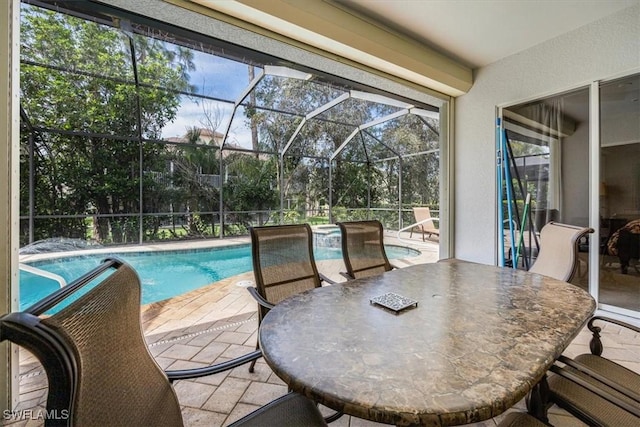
top-left (454, 4), bottom-right (640, 264)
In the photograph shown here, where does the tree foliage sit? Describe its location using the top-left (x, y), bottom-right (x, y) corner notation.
top-left (20, 5), bottom-right (193, 243)
top-left (247, 77), bottom-right (441, 225)
top-left (19, 4), bottom-right (442, 245)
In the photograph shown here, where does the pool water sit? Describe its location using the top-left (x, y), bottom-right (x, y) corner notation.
top-left (20, 243), bottom-right (419, 309)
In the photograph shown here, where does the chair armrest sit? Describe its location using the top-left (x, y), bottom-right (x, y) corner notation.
top-left (557, 354), bottom-right (640, 403)
top-left (166, 349), bottom-right (262, 382)
top-left (339, 267), bottom-right (399, 281)
top-left (339, 272), bottom-right (354, 280)
top-left (247, 286), bottom-right (275, 310)
top-left (549, 363), bottom-right (640, 416)
top-left (319, 273), bottom-right (337, 285)
top-left (587, 316), bottom-right (640, 356)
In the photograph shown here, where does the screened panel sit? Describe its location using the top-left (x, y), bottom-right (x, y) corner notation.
top-left (19, 0), bottom-right (444, 247)
top-left (223, 105), bottom-right (266, 151)
top-left (286, 120), bottom-right (353, 159)
top-left (247, 74), bottom-right (345, 116)
top-left (332, 161), bottom-right (382, 221)
top-left (365, 113), bottom-right (440, 156)
top-left (282, 158), bottom-right (330, 224)
top-left (161, 97), bottom-right (234, 142)
top-left (190, 54), bottom-right (261, 99)
top-left (315, 96), bottom-right (400, 127)
top-left (21, 65), bottom-right (138, 135)
top-left (251, 109), bottom-right (303, 154)
top-left (222, 152), bottom-right (279, 234)
top-left (401, 153), bottom-right (440, 207)
top-left (21, 3), bottom-right (134, 80)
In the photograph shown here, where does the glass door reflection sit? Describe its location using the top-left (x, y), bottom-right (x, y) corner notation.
top-left (599, 74), bottom-right (640, 312)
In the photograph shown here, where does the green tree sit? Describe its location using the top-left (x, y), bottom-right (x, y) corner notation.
top-left (20, 4), bottom-right (194, 244)
top-left (223, 153), bottom-right (278, 230)
top-left (171, 127), bottom-right (221, 237)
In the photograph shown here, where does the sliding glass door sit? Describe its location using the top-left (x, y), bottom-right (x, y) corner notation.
top-left (598, 74), bottom-right (640, 314)
top-left (500, 87), bottom-right (590, 287)
top-left (499, 72), bottom-right (640, 318)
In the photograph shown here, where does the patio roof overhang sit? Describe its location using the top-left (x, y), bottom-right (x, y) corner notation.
top-left (189, 0), bottom-right (473, 97)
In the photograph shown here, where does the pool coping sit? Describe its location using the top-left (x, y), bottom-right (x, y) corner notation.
top-left (19, 236), bottom-right (250, 263)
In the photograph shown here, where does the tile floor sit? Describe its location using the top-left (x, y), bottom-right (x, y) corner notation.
top-left (5, 233), bottom-right (640, 426)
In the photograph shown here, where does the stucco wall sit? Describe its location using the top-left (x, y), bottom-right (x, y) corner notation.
top-left (454, 4), bottom-right (640, 264)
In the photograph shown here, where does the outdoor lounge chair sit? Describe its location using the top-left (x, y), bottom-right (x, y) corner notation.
top-left (527, 221), bottom-right (593, 282)
top-left (409, 207), bottom-right (439, 241)
top-left (0, 258), bottom-right (327, 427)
top-left (247, 223), bottom-right (336, 372)
top-left (337, 220), bottom-right (397, 280)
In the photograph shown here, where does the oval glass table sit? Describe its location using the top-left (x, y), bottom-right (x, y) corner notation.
top-left (258, 259), bottom-right (596, 426)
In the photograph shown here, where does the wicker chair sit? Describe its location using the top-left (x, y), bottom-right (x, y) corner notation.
top-left (527, 221), bottom-right (593, 282)
top-left (247, 223), bottom-right (335, 372)
top-left (337, 220), bottom-right (397, 280)
top-left (0, 258), bottom-right (327, 427)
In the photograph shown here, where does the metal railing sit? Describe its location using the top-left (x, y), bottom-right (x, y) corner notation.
top-left (19, 263), bottom-right (67, 288)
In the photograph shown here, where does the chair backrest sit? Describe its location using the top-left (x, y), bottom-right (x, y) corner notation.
top-left (528, 221), bottom-right (593, 282)
top-left (413, 207), bottom-right (437, 232)
top-left (337, 220), bottom-right (392, 279)
top-left (250, 224), bottom-right (322, 316)
top-left (0, 259), bottom-right (183, 427)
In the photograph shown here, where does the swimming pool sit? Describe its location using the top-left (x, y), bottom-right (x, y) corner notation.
top-left (20, 243), bottom-right (420, 309)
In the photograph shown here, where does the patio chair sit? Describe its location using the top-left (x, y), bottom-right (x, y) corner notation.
top-left (0, 258), bottom-right (327, 427)
top-left (527, 221), bottom-right (593, 282)
top-left (247, 223), bottom-right (336, 372)
top-left (498, 375), bottom-right (640, 427)
top-left (409, 207), bottom-right (439, 241)
top-left (545, 315), bottom-right (640, 426)
top-left (497, 348), bottom-right (640, 427)
top-left (337, 220), bottom-right (398, 280)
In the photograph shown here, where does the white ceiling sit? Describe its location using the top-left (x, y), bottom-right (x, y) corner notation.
top-left (337, 0), bottom-right (639, 69)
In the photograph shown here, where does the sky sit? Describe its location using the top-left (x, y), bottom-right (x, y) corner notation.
top-left (160, 49), bottom-right (255, 145)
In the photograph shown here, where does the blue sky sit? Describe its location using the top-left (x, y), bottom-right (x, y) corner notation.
top-left (161, 49), bottom-right (257, 146)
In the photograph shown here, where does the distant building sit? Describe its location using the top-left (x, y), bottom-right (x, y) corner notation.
top-left (165, 128), bottom-right (224, 146)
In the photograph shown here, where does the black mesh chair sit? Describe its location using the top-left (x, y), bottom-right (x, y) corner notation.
top-left (337, 220), bottom-right (397, 280)
top-left (247, 223), bottom-right (335, 372)
top-left (0, 258), bottom-right (326, 427)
